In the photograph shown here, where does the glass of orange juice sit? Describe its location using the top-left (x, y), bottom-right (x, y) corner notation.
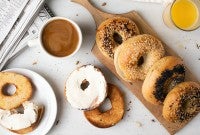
top-left (163, 0), bottom-right (200, 31)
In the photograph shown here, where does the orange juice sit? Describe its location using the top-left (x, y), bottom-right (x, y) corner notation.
top-left (171, 0), bottom-right (199, 30)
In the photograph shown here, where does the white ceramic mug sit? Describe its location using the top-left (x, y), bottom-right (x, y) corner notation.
top-left (28, 16), bottom-right (82, 59)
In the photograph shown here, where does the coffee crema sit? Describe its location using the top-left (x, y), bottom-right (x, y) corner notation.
top-left (42, 19), bottom-right (79, 57)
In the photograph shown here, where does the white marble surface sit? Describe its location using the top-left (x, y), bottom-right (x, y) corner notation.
top-left (4, 0), bottom-right (200, 135)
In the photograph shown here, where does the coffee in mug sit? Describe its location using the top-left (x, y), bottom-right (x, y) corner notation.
top-left (35, 17), bottom-right (82, 59)
top-left (42, 19), bottom-right (79, 57)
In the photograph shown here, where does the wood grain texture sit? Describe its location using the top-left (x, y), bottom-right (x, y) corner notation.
top-left (72, 0), bottom-right (199, 134)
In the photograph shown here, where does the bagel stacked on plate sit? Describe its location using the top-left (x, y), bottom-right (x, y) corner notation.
top-left (65, 65), bottom-right (125, 128)
top-left (0, 72), bottom-right (44, 134)
top-left (96, 16), bottom-right (200, 123)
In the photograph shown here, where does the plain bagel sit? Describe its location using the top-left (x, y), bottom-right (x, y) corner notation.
top-left (0, 72), bottom-right (33, 110)
top-left (84, 83), bottom-right (124, 128)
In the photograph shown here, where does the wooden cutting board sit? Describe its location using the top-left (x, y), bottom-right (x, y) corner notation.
top-left (72, 0), bottom-right (199, 134)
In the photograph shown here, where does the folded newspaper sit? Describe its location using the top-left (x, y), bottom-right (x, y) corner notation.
top-left (0, 0), bottom-right (54, 70)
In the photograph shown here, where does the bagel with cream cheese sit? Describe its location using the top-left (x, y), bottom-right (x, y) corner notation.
top-left (0, 101), bottom-right (44, 134)
top-left (65, 65), bottom-right (107, 110)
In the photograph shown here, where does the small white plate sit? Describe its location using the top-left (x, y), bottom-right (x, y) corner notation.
top-left (0, 68), bottom-right (57, 135)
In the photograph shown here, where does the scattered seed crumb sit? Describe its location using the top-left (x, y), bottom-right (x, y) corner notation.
top-left (86, 53), bottom-right (89, 54)
top-left (198, 58), bottom-right (200, 60)
top-left (184, 47), bottom-right (187, 49)
top-left (178, 44), bottom-right (184, 49)
top-left (55, 120), bottom-right (59, 125)
top-left (151, 119), bottom-right (156, 122)
top-left (127, 108), bottom-right (130, 111)
top-left (32, 61), bottom-right (37, 65)
top-left (129, 101), bottom-right (132, 104)
top-left (76, 14), bottom-right (78, 16)
top-left (101, 2), bottom-right (107, 6)
top-left (76, 61), bottom-right (80, 65)
top-left (196, 43), bottom-right (200, 49)
top-left (135, 121), bottom-right (142, 127)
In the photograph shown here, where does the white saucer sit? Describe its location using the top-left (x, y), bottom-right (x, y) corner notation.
top-left (0, 68), bottom-right (57, 135)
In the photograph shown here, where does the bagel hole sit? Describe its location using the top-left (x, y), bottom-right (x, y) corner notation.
top-left (99, 98), bottom-right (112, 112)
top-left (182, 97), bottom-right (198, 114)
top-left (2, 83), bottom-right (16, 96)
top-left (81, 79), bottom-right (89, 91)
top-left (16, 105), bottom-right (24, 114)
top-left (164, 76), bottom-right (184, 95)
top-left (113, 32), bottom-right (122, 44)
top-left (137, 56), bottom-right (144, 66)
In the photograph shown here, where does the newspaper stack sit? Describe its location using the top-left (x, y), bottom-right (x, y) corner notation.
top-left (0, 0), bottom-right (54, 70)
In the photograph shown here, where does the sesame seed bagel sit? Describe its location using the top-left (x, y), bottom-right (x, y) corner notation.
top-left (96, 16), bottom-right (140, 59)
top-left (0, 72), bottom-right (33, 110)
top-left (142, 56), bottom-right (185, 105)
top-left (163, 82), bottom-right (200, 123)
top-left (114, 34), bottom-right (165, 82)
top-left (84, 83), bottom-right (124, 128)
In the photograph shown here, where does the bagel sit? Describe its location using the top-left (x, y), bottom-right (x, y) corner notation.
top-left (0, 72), bottom-right (33, 110)
top-left (96, 16), bottom-right (140, 59)
top-left (114, 34), bottom-right (165, 82)
top-left (0, 101), bottom-right (44, 134)
top-left (142, 56), bottom-right (185, 105)
top-left (84, 83), bottom-right (124, 128)
top-left (163, 82), bottom-right (200, 123)
top-left (65, 65), bottom-right (107, 110)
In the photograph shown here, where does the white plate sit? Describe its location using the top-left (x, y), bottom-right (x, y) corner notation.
top-left (0, 68), bottom-right (57, 135)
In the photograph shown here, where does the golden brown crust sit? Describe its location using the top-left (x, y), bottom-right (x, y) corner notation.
top-left (96, 16), bottom-right (140, 59)
top-left (163, 82), bottom-right (200, 123)
top-left (84, 83), bottom-right (124, 128)
top-left (0, 72), bottom-right (33, 110)
top-left (114, 45), bottom-right (130, 81)
top-left (142, 56), bottom-right (185, 105)
top-left (114, 34), bottom-right (165, 82)
top-left (11, 106), bottom-right (44, 134)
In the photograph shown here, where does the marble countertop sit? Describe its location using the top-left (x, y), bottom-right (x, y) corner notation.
top-left (5, 0), bottom-right (200, 135)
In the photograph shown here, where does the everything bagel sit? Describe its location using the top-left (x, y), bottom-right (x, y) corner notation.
top-left (163, 82), bottom-right (200, 123)
top-left (96, 16), bottom-right (140, 59)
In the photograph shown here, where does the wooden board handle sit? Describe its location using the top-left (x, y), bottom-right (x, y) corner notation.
top-left (72, 0), bottom-right (115, 26)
